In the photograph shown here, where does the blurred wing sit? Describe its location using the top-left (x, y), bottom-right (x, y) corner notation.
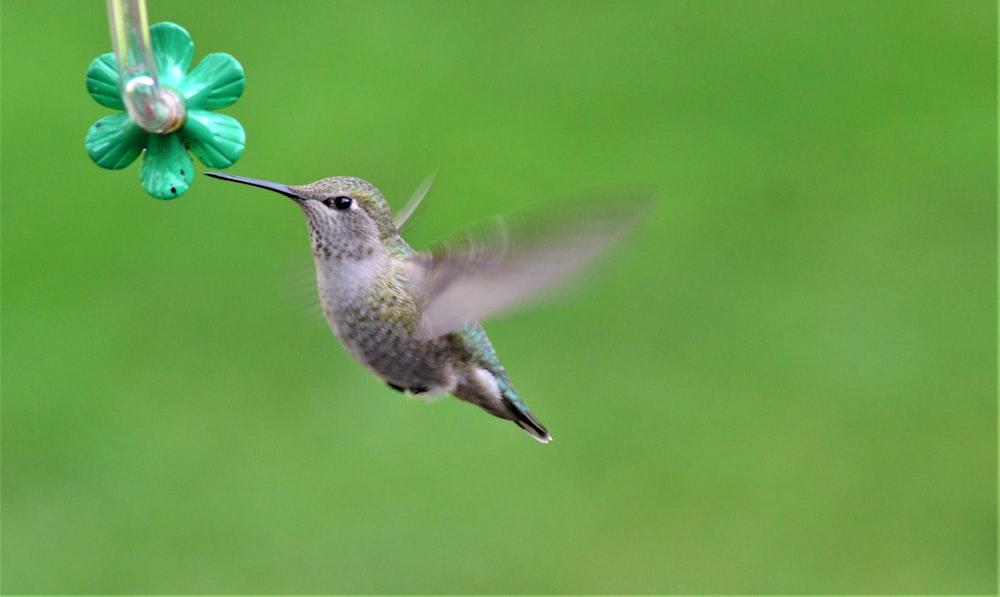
top-left (404, 193), bottom-right (651, 338)
top-left (394, 171), bottom-right (438, 230)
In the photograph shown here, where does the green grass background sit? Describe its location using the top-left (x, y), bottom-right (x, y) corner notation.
top-left (2, 0), bottom-right (996, 593)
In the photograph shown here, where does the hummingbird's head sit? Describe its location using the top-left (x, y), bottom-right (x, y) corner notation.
top-left (206, 173), bottom-right (402, 260)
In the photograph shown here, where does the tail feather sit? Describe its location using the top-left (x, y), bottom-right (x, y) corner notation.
top-left (453, 366), bottom-right (552, 443)
top-left (511, 407), bottom-right (551, 443)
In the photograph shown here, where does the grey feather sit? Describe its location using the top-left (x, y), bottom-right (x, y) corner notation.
top-left (406, 194), bottom-right (650, 338)
top-left (394, 171), bottom-right (438, 230)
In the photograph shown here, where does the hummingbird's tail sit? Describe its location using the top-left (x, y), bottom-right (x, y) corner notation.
top-left (512, 407), bottom-right (552, 444)
top-left (453, 366), bottom-right (552, 443)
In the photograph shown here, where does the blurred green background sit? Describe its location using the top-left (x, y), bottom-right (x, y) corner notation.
top-left (2, 0), bottom-right (995, 593)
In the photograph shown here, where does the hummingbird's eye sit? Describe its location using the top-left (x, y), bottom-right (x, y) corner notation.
top-left (323, 196), bottom-right (353, 210)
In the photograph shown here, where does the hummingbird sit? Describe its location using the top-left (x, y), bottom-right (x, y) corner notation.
top-left (206, 172), bottom-right (645, 442)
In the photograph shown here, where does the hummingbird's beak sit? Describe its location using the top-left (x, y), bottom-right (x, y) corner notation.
top-left (205, 172), bottom-right (305, 200)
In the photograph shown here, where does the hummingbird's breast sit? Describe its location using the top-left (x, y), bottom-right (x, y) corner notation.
top-left (315, 256), bottom-right (460, 393)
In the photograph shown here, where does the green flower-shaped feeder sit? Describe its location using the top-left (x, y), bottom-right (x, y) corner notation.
top-left (86, 22), bottom-right (246, 198)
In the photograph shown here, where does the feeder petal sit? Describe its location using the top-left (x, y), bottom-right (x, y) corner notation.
top-left (86, 113), bottom-right (145, 169)
top-left (150, 22), bottom-right (194, 88)
top-left (183, 111), bottom-right (246, 168)
top-left (141, 134), bottom-right (194, 199)
top-left (182, 53), bottom-right (245, 111)
top-left (86, 54), bottom-right (125, 110)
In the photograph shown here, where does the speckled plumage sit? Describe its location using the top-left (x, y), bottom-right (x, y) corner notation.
top-left (207, 172), bottom-right (554, 441)
top-left (207, 171), bottom-right (644, 442)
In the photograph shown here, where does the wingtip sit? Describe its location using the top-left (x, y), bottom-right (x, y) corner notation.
top-left (394, 171), bottom-right (439, 229)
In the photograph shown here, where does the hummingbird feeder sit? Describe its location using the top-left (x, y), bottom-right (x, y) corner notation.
top-left (85, 0), bottom-right (246, 199)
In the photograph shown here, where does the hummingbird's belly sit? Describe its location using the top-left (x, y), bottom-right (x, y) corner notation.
top-left (343, 326), bottom-right (458, 393)
top-left (326, 302), bottom-right (460, 394)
